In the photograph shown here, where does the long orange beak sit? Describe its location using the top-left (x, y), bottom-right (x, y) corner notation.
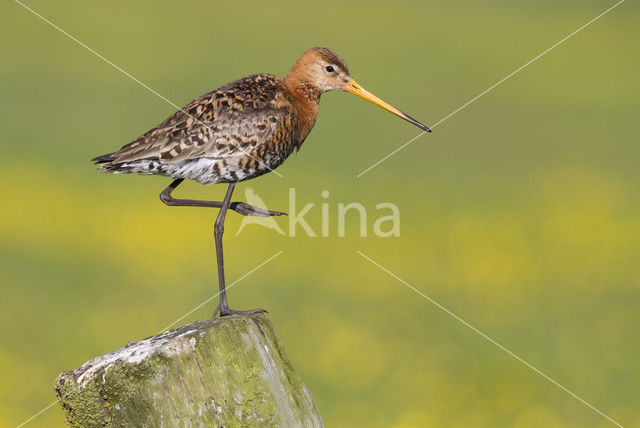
top-left (344, 80), bottom-right (431, 132)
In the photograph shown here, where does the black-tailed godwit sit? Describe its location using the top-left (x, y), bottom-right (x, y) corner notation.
top-left (93, 47), bottom-right (430, 316)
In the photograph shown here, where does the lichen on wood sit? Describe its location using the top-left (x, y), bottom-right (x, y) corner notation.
top-left (54, 314), bottom-right (323, 427)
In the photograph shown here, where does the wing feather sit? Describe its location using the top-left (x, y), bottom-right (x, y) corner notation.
top-left (102, 74), bottom-right (293, 167)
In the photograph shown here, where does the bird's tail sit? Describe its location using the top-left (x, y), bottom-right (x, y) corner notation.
top-left (91, 152), bottom-right (123, 172)
top-left (91, 152), bottom-right (115, 164)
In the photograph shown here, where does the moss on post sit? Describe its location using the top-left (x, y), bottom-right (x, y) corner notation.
top-left (54, 314), bottom-right (323, 427)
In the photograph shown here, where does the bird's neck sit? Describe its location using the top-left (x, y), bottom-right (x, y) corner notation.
top-left (284, 75), bottom-right (321, 142)
top-left (285, 73), bottom-right (322, 104)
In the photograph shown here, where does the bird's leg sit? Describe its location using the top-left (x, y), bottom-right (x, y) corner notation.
top-left (160, 179), bottom-right (286, 217)
top-left (212, 182), bottom-right (267, 318)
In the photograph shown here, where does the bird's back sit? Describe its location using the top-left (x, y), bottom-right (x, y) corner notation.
top-left (94, 74), bottom-right (301, 184)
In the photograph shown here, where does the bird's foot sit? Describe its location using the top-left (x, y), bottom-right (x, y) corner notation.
top-left (230, 202), bottom-right (286, 217)
top-left (213, 304), bottom-right (268, 318)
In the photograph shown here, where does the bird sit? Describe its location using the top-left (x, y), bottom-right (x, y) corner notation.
top-left (93, 47), bottom-right (430, 317)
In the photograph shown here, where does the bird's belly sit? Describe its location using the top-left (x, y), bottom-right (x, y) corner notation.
top-left (161, 151), bottom-right (290, 185)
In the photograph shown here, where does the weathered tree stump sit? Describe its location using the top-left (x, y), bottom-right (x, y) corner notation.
top-left (54, 314), bottom-right (323, 427)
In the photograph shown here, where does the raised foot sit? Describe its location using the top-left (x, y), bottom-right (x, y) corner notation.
top-left (213, 305), bottom-right (268, 318)
top-left (231, 202), bottom-right (287, 217)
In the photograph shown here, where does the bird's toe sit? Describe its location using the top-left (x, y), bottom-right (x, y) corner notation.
top-left (232, 202), bottom-right (286, 217)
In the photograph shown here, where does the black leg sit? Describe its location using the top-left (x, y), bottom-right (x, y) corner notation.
top-left (160, 179), bottom-right (286, 217)
top-left (212, 183), bottom-right (267, 318)
top-left (214, 182), bottom-right (234, 315)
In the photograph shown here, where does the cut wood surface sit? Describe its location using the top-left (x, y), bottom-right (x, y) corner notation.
top-left (55, 314), bottom-right (323, 427)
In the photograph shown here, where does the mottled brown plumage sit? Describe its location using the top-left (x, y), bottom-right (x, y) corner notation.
top-left (92, 47), bottom-right (429, 317)
top-left (94, 74), bottom-right (298, 184)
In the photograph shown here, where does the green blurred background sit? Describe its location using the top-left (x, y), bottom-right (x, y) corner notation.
top-left (1, 0), bottom-right (638, 426)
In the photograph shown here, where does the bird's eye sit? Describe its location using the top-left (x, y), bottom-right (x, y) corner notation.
top-left (325, 65), bottom-right (335, 73)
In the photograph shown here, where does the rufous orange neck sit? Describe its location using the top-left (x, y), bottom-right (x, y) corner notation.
top-left (285, 65), bottom-right (322, 100)
top-left (285, 72), bottom-right (321, 143)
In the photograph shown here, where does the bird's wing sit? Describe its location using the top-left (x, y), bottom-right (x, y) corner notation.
top-left (104, 74), bottom-right (294, 165)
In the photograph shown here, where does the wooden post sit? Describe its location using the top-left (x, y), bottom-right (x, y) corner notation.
top-left (54, 314), bottom-right (324, 427)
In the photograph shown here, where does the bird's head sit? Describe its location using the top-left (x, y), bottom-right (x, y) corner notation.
top-left (287, 47), bottom-right (430, 132)
top-left (288, 47), bottom-right (352, 92)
